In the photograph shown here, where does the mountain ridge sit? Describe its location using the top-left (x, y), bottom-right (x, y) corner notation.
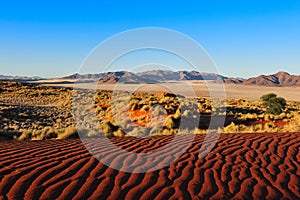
top-left (240, 71), bottom-right (300, 86)
top-left (3, 70), bottom-right (300, 86)
top-left (0, 74), bottom-right (43, 80)
top-left (63, 70), bottom-right (300, 86)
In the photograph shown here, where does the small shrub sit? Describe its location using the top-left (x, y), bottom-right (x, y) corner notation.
top-left (140, 105), bottom-right (150, 112)
top-left (195, 128), bottom-right (208, 134)
top-left (173, 109), bottom-right (181, 119)
top-left (113, 129), bottom-right (125, 137)
top-left (18, 130), bottom-right (32, 140)
top-left (57, 126), bottom-right (77, 139)
top-left (260, 93), bottom-right (286, 115)
top-left (223, 122), bottom-right (239, 133)
top-left (160, 129), bottom-right (173, 135)
top-left (164, 117), bottom-right (176, 129)
top-left (151, 105), bottom-right (167, 116)
top-left (101, 121), bottom-right (118, 136)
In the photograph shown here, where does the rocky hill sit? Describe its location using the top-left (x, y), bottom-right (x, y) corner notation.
top-left (241, 71), bottom-right (300, 86)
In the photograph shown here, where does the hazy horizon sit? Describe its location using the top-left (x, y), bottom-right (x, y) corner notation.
top-left (1, 68), bottom-right (298, 80)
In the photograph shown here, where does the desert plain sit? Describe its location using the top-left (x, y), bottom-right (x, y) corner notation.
top-left (0, 80), bottom-right (300, 199)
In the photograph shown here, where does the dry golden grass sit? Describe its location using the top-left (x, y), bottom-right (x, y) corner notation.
top-left (1, 81), bottom-right (300, 140)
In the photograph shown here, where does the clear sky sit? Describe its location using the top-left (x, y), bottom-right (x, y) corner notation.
top-left (0, 0), bottom-right (299, 78)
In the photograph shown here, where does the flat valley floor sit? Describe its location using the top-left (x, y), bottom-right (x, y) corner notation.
top-left (43, 80), bottom-right (300, 101)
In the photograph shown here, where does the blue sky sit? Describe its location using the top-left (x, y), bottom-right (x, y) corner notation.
top-left (0, 0), bottom-right (299, 78)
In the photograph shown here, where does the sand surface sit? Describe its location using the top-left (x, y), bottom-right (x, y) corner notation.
top-left (42, 81), bottom-right (300, 101)
top-left (0, 133), bottom-right (299, 199)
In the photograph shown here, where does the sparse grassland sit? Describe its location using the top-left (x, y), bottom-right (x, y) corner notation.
top-left (0, 81), bottom-right (75, 140)
top-left (1, 81), bottom-right (300, 140)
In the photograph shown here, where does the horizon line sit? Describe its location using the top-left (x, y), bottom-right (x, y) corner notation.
top-left (0, 69), bottom-right (296, 80)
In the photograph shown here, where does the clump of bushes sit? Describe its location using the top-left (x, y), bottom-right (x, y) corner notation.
top-left (164, 116), bottom-right (176, 129)
top-left (260, 93), bottom-right (286, 115)
top-left (56, 126), bottom-right (77, 139)
top-left (17, 125), bottom-right (78, 140)
top-left (220, 120), bottom-right (283, 133)
top-left (101, 121), bottom-right (119, 136)
top-left (8, 86), bottom-right (300, 141)
top-left (223, 122), bottom-right (247, 133)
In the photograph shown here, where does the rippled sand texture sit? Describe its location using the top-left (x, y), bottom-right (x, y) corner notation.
top-left (0, 133), bottom-right (299, 199)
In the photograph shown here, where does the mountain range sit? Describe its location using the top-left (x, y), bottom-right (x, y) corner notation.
top-left (0, 74), bottom-right (42, 80)
top-left (2, 70), bottom-right (300, 86)
top-left (64, 70), bottom-right (227, 84)
top-left (237, 71), bottom-right (300, 86)
top-left (63, 70), bottom-right (300, 86)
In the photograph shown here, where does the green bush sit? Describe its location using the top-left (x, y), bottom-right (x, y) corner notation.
top-left (260, 93), bottom-right (286, 115)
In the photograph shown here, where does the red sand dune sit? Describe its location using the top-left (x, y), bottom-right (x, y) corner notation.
top-left (0, 133), bottom-right (300, 199)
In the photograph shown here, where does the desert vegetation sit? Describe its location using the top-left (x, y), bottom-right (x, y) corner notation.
top-left (261, 93), bottom-right (286, 115)
top-left (1, 81), bottom-right (300, 140)
top-left (0, 81), bottom-right (75, 140)
top-left (71, 89), bottom-right (300, 137)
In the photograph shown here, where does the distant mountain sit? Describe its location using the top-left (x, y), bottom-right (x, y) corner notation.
top-left (0, 74), bottom-right (43, 80)
top-left (65, 70), bottom-right (227, 83)
top-left (64, 71), bottom-right (158, 84)
top-left (224, 78), bottom-right (244, 84)
top-left (61, 70), bottom-right (300, 86)
top-left (62, 73), bottom-right (102, 80)
top-left (137, 70), bottom-right (226, 81)
top-left (98, 71), bottom-right (158, 84)
top-left (240, 71), bottom-right (300, 86)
